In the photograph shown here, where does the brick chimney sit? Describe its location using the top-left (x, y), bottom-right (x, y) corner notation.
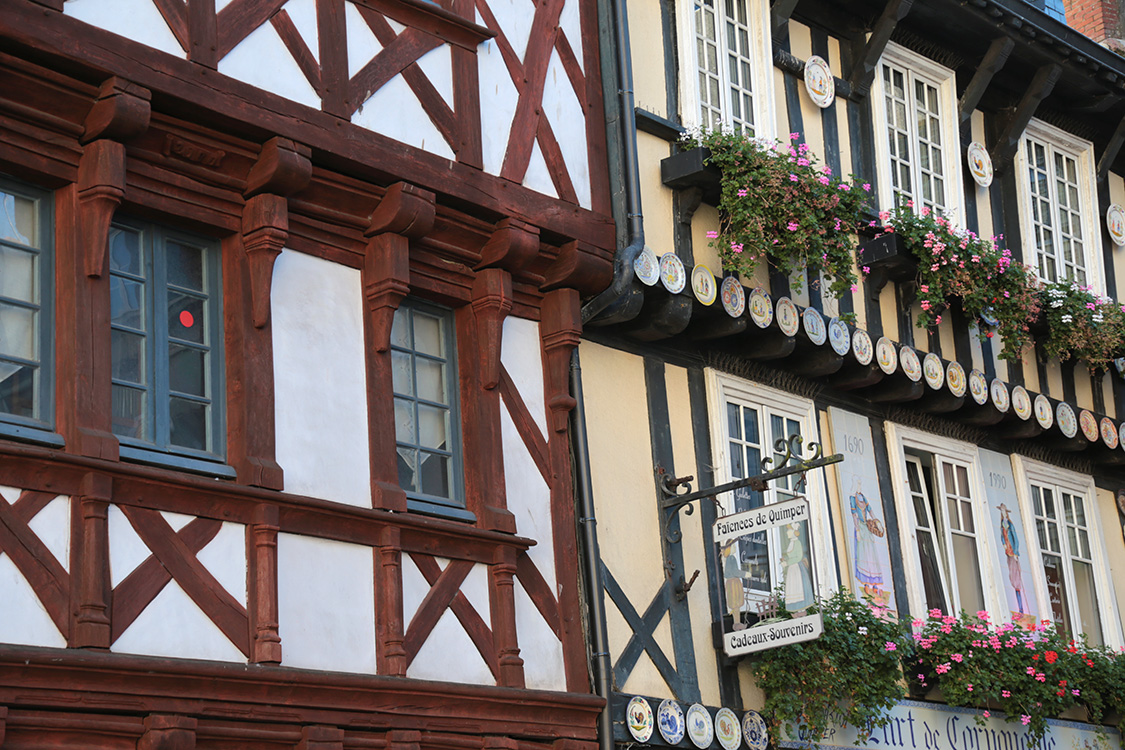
top-left (1062, 0), bottom-right (1125, 46)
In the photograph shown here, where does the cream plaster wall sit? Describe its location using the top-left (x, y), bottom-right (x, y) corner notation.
top-left (628, 0), bottom-right (669, 118)
top-left (1094, 488), bottom-right (1125, 642)
top-left (640, 132), bottom-right (675, 256)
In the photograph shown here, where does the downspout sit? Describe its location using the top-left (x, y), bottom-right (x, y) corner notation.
top-left (581, 0), bottom-right (645, 325)
top-left (571, 349), bottom-right (614, 750)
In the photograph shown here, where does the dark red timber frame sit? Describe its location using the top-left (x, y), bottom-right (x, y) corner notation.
top-left (0, 0), bottom-right (614, 743)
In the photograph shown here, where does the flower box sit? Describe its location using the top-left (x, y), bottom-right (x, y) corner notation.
top-left (857, 232), bottom-right (917, 292)
top-left (660, 146), bottom-right (722, 205)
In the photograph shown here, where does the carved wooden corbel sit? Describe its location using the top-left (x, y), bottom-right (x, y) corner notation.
top-left (137, 715), bottom-right (197, 750)
top-left (244, 137), bottom-right (312, 199)
top-left (990, 63), bottom-right (1061, 172)
top-left (958, 37), bottom-right (1014, 131)
top-left (298, 726), bottom-right (345, 750)
top-left (248, 504), bottom-right (281, 664)
top-left (1097, 116), bottom-right (1125, 183)
top-left (72, 472), bottom-right (113, 649)
top-left (82, 77), bottom-right (151, 145)
top-left (477, 218), bottom-right (539, 273)
top-left (540, 240), bottom-right (614, 295)
top-left (540, 289), bottom-right (581, 433)
top-left (78, 140), bottom-right (127, 279)
top-left (847, 0), bottom-right (914, 100)
top-left (471, 269), bottom-right (514, 390)
top-left (241, 194), bottom-right (289, 329)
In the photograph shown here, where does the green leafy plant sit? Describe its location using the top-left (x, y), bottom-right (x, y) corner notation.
top-left (747, 589), bottom-right (910, 746)
top-left (688, 130), bottom-right (871, 305)
top-left (1039, 280), bottom-right (1125, 369)
top-left (868, 204), bottom-right (1040, 361)
top-left (911, 609), bottom-right (1125, 744)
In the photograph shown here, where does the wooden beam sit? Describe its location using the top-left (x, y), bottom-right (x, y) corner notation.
top-left (990, 63), bottom-right (1061, 171)
top-left (1097, 116), bottom-right (1125, 183)
top-left (771, 0), bottom-right (800, 43)
top-left (848, 0), bottom-right (914, 100)
top-left (958, 36), bottom-right (1014, 129)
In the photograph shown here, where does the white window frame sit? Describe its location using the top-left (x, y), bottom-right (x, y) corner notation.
top-left (706, 371), bottom-right (838, 601)
top-left (1014, 119), bottom-right (1105, 294)
top-left (869, 43), bottom-right (964, 221)
top-left (675, 0), bottom-right (775, 137)
top-left (885, 424), bottom-right (1004, 620)
top-left (1010, 456), bottom-right (1122, 648)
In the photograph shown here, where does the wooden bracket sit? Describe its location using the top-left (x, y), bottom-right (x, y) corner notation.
top-left (477, 218), bottom-right (540, 273)
top-left (541, 289), bottom-right (581, 433)
top-left (244, 137), bottom-right (312, 198)
top-left (364, 233), bottom-right (412, 353)
top-left (298, 726), bottom-right (345, 750)
top-left (990, 63), bottom-right (1061, 172)
top-left (491, 546), bottom-right (525, 688)
top-left (471, 269), bottom-right (514, 390)
top-left (368, 182), bottom-right (436, 239)
top-left (958, 37), bottom-right (1014, 130)
top-left (540, 239), bottom-right (613, 294)
top-left (137, 715), bottom-right (198, 750)
top-left (78, 140), bottom-right (127, 278)
top-left (847, 0), bottom-right (914, 100)
top-left (82, 77), bottom-right (151, 145)
top-left (249, 504), bottom-right (281, 664)
top-left (73, 472), bottom-right (113, 649)
top-left (241, 194), bottom-right (289, 328)
top-left (770, 0), bottom-right (800, 42)
top-left (1097, 116), bottom-right (1125, 183)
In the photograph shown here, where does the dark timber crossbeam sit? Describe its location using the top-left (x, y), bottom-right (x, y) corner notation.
top-left (1097, 116), bottom-right (1125, 183)
top-left (990, 63), bottom-right (1061, 171)
top-left (847, 0), bottom-right (914, 100)
top-left (958, 37), bottom-right (1014, 130)
top-left (771, 0), bottom-right (800, 43)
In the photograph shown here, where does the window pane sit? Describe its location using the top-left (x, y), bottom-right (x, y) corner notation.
top-left (1042, 553), bottom-right (1071, 633)
top-left (416, 358), bottom-right (446, 404)
top-left (110, 276), bottom-right (145, 330)
top-left (166, 240), bottom-right (204, 291)
top-left (394, 397), bottom-right (416, 443)
top-left (0, 302), bottom-right (35, 361)
top-left (413, 312), bottom-right (443, 357)
top-left (419, 451), bottom-right (452, 498)
top-left (951, 534), bottom-right (984, 615)
top-left (168, 291), bottom-right (205, 344)
top-left (397, 446), bottom-right (418, 492)
top-left (112, 384), bottom-right (147, 440)
top-left (917, 531), bottom-right (948, 614)
top-left (391, 308), bottom-right (411, 348)
top-left (0, 244), bottom-right (35, 302)
top-left (1072, 560), bottom-right (1102, 646)
top-left (111, 330), bottom-right (146, 384)
top-left (0, 363), bottom-right (36, 418)
top-left (109, 226), bottom-right (142, 276)
top-left (392, 351), bottom-right (414, 396)
top-left (418, 404), bottom-right (448, 450)
top-left (0, 191), bottom-right (37, 246)
top-left (743, 406), bottom-right (758, 444)
top-left (727, 402), bottom-right (740, 440)
top-left (169, 343), bottom-right (207, 397)
top-left (169, 396), bottom-right (208, 451)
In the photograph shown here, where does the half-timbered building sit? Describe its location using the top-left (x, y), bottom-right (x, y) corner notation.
top-left (574, 0), bottom-right (1125, 748)
top-left (0, 0), bottom-right (615, 747)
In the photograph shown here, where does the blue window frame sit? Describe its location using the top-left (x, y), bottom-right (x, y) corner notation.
top-left (391, 299), bottom-right (469, 520)
top-left (109, 218), bottom-right (229, 475)
top-left (0, 177), bottom-right (58, 445)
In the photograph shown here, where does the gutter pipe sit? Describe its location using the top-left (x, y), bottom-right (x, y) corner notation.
top-left (580, 0), bottom-right (645, 325)
top-left (570, 349), bottom-right (614, 750)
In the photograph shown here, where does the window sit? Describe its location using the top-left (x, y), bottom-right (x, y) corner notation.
top-left (871, 44), bottom-right (962, 217)
top-left (109, 219), bottom-right (225, 469)
top-left (708, 373), bottom-right (833, 617)
top-left (392, 300), bottom-right (465, 516)
top-left (1016, 120), bottom-right (1100, 289)
top-left (0, 178), bottom-right (54, 441)
top-left (679, 0), bottom-right (773, 135)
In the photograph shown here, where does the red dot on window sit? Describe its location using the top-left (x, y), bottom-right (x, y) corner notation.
top-left (179, 310), bottom-right (195, 328)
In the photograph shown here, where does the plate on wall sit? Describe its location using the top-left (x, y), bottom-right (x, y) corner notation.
top-left (1056, 402), bottom-right (1077, 439)
top-left (803, 307), bottom-right (826, 346)
top-left (900, 346), bottom-right (922, 382)
top-left (803, 55), bottom-right (835, 108)
top-left (1034, 394), bottom-right (1054, 429)
top-left (875, 336), bottom-right (897, 374)
top-left (853, 329), bottom-right (873, 365)
top-left (692, 264), bottom-right (717, 305)
top-left (634, 247), bottom-right (659, 286)
top-left (1101, 417), bottom-right (1119, 449)
top-left (721, 277), bottom-right (746, 318)
top-left (1011, 385), bottom-right (1031, 421)
top-left (922, 352), bottom-right (944, 390)
top-left (968, 370), bottom-right (988, 405)
top-left (686, 704), bottom-right (714, 749)
top-left (946, 361), bottom-right (966, 397)
top-left (1080, 409), bottom-right (1098, 442)
top-left (626, 696), bottom-right (654, 743)
top-left (990, 379), bottom-right (1009, 413)
top-left (742, 711), bottom-right (768, 750)
top-left (749, 287), bottom-right (772, 328)
top-left (967, 141), bottom-right (993, 188)
top-left (776, 297), bottom-right (800, 337)
top-left (715, 708), bottom-right (741, 750)
top-left (658, 699), bottom-right (686, 745)
top-left (660, 252), bottom-right (687, 294)
top-left (828, 317), bottom-right (850, 355)
top-left (1107, 203), bottom-right (1125, 247)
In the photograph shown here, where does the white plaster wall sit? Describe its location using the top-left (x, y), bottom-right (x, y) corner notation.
top-left (541, 51), bottom-right (591, 208)
top-left (500, 317), bottom-right (547, 433)
top-left (218, 21), bottom-right (321, 110)
top-left (109, 504), bottom-right (150, 587)
top-left (346, 2), bottom-right (383, 77)
top-left (278, 533), bottom-right (376, 673)
top-left (0, 487), bottom-right (68, 648)
top-left (479, 34), bottom-right (521, 175)
top-left (352, 70), bottom-right (457, 161)
top-left (26, 495), bottom-right (69, 571)
top-left (558, 0), bottom-right (583, 68)
top-left (401, 553), bottom-right (431, 626)
top-left (114, 580), bottom-right (247, 662)
top-left (65, 0), bottom-right (186, 58)
top-left (515, 578), bottom-right (566, 690)
top-left (523, 142), bottom-right (559, 199)
top-left (408, 607), bottom-right (495, 685)
top-left (460, 561), bottom-right (492, 628)
top-left (272, 249), bottom-right (372, 508)
top-left (486, 0), bottom-right (535, 61)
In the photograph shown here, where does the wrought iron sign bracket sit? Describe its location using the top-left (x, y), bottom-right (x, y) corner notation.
top-left (656, 434), bottom-right (842, 543)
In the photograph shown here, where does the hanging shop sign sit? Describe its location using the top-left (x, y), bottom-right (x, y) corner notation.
top-left (714, 495), bottom-right (823, 656)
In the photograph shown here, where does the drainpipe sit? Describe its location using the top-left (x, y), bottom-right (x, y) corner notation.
top-left (581, 0), bottom-right (645, 325)
top-left (570, 349), bottom-right (614, 750)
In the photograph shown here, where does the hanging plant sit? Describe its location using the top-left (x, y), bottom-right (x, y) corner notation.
top-left (1039, 280), bottom-right (1125, 370)
top-left (747, 589), bottom-right (910, 745)
top-left (868, 203), bottom-right (1040, 362)
top-left (687, 130), bottom-right (871, 306)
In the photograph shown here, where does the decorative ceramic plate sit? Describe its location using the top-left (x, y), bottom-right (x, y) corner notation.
top-left (686, 704), bottom-right (714, 749)
top-left (715, 708), bottom-right (741, 750)
top-left (1034, 394), bottom-right (1054, 429)
top-left (1116, 358), bottom-right (1125, 379)
top-left (1101, 417), bottom-right (1119, 449)
top-left (742, 711), bottom-right (768, 750)
top-left (1056, 402), bottom-right (1077, 439)
top-left (803, 307), bottom-right (826, 346)
top-left (946, 361), bottom-right (966, 397)
top-left (660, 252), bottom-right (687, 294)
top-left (967, 141), bottom-right (993, 188)
top-left (721, 277), bottom-right (745, 319)
top-left (1080, 409), bottom-right (1098, 442)
top-left (990, 378), bottom-right (1009, 413)
top-left (634, 247), bottom-right (659, 286)
top-left (658, 699), bottom-right (686, 745)
top-left (803, 55), bottom-right (834, 108)
top-left (1011, 385), bottom-right (1031, 421)
top-left (900, 346), bottom-right (922, 382)
top-left (626, 696), bottom-right (654, 743)
top-left (828, 317), bottom-right (850, 356)
top-left (749, 287), bottom-right (772, 329)
top-left (875, 337), bottom-right (897, 374)
top-left (923, 352), bottom-right (944, 390)
top-left (1107, 203), bottom-right (1125, 247)
top-left (968, 370), bottom-right (989, 405)
top-left (1119, 422), bottom-right (1125, 451)
top-left (979, 307), bottom-right (1000, 328)
top-left (853, 329), bottom-right (874, 366)
top-left (776, 297), bottom-right (800, 337)
top-left (692, 265), bottom-right (717, 306)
